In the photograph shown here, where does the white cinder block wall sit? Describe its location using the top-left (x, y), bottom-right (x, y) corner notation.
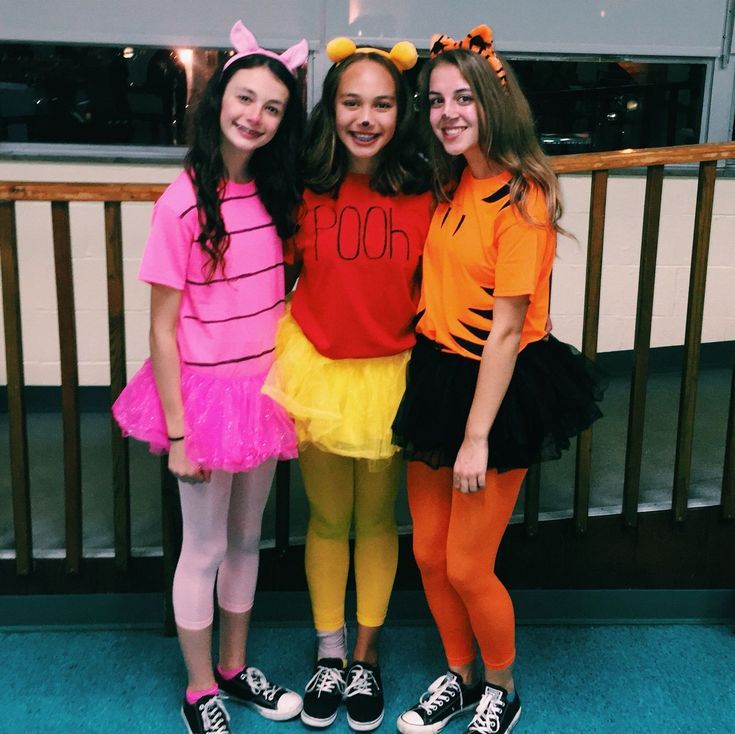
top-left (552, 175), bottom-right (735, 351)
top-left (0, 161), bottom-right (179, 386)
top-left (0, 161), bottom-right (733, 386)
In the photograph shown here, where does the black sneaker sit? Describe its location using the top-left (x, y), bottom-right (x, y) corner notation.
top-left (301, 657), bottom-right (346, 728)
top-left (181, 693), bottom-right (231, 734)
top-left (466, 683), bottom-right (521, 734)
top-left (344, 661), bottom-right (384, 731)
top-left (396, 671), bottom-right (482, 734)
top-left (214, 665), bottom-right (303, 721)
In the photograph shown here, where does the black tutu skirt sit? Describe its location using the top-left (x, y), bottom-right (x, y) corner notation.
top-left (392, 334), bottom-right (608, 472)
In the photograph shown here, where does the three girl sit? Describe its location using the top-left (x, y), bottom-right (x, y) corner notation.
top-left (115, 19), bottom-right (605, 734)
top-left (113, 22), bottom-right (308, 734)
top-left (263, 37), bottom-right (432, 732)
top-left (393, 25), bottom-right (606, 734)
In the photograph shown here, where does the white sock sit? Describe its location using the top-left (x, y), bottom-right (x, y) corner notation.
top-left (316, 624), bottom-right (347, 662)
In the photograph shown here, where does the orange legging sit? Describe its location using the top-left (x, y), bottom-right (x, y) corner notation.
top-left (407, 461), bottom-right (525, 670)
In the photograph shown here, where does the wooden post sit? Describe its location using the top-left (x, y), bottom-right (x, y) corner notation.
top-left (105, 202), bottom-right (131, 571)
top-left (51, 202), bottom-right (83, 574)
top-left (672, 161), bottom-right (716, 522)
top-left (574, 170), bottom-right (607, 535)
top-left (622, 165), bottom-right (664, 528)
top-left (0, 202), bottom-right (33, 574)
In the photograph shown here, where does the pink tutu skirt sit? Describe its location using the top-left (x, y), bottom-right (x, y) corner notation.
top-left (112, 360), bottom-right (297, 472)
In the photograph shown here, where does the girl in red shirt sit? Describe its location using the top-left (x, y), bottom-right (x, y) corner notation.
top-left (264, 38), bottom-right (433, 731)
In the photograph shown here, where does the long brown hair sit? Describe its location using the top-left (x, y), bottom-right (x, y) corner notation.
top-left (418, 49), bottom-right (563, 230)
top-left (303, 53), bottom-right (429, 196)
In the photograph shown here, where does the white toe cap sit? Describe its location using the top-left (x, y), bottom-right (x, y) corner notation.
top-left (397, 710), bottom-right (425, 730)
top-left (277, 691), bottom-right (303, 716)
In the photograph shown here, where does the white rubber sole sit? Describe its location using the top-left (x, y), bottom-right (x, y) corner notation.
top-left (220, 692), bottom-right (303, 721)
top-left (300, 708), bottom-right (339, 728)
top-left (347, 710), bottom-right (384, 731)
top-left (396, 704), bottom-right (473, 734)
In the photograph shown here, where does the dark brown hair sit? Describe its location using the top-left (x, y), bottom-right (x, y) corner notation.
top-left (303, 53), bottom-right (429, 196)
top-left (184, 54), bottom-right (305, 280)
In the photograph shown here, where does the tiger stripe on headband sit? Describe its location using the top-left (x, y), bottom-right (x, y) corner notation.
top-left (429, 24), bottom-right (507, 88)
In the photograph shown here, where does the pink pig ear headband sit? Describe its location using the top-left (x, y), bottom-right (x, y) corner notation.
top-left (223, 20), bottom-right (308, 75)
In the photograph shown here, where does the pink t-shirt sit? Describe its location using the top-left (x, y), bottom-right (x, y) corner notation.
top-left (139, 171), bottom-right (285, 377)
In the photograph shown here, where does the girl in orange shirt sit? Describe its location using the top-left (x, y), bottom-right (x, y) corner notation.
top-left (392, 25), bottom-right (607, 734)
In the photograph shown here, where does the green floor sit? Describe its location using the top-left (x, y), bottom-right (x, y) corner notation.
top-left (3, 622), bottom-right (735, 733)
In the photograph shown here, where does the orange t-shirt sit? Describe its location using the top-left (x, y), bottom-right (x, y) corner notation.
top-left (416, 168), bottom-right (556, 360)
top-left (288, 174), bottom-right (434, 359)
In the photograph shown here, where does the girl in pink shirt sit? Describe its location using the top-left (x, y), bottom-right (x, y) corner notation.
top-left (113, 22), bottom-right (306, 734)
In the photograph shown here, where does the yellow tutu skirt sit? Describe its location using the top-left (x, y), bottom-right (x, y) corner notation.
top-left (262, 309), bottom-right (410, 460)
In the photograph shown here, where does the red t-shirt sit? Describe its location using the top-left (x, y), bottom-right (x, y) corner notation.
top-left (289, 174), bottom-right (433, 358)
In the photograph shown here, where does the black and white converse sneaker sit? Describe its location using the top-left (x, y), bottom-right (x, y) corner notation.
top-left (301, 657), bottom-right (346, 728)
top-left (344, 661), bottom-right (384, 731)
top-left (214, 665), bottom-right (303, 721)
top-left (181, 693), bottom-right (231, 734)
top-left (396, 671), bottom-right (482, 734)
top-left (466, 683), bottom-right (521, 734)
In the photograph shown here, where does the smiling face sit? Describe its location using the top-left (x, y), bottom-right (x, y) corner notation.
top-left (219, 65), bottom-right (290, 179)
top-left (428, 62), bottom-right (485, 169)
top-left (335, 58), bottom-right (398, 175)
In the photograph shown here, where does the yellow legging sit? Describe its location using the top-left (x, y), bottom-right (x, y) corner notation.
top-left (300, 445), bottom-right (401, 630)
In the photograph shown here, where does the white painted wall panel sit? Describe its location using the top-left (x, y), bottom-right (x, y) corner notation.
top-left (0, 0), bottom-right (324, 47)
top-left (0, 163), bottom-right (733, 385)
top-left (1, 1), bottom-right (730, 56)
top-left (327, 0), bottom-right (729, 56)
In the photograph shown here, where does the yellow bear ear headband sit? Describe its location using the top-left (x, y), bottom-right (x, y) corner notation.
top-left (326, 37), bottom-right (418, 71)
top-left (429, 24), bottom-right (507, 88)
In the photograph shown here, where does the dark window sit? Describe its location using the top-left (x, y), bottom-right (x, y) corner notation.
top-left (408, 56), bottom-right (706, 155)
top-left (512, 59), bottom-right (706, 155)
top-left (0, 43), bottom-right (232, 146)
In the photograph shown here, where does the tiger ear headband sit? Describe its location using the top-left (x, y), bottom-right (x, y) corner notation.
top-left (429, 24), bottom-right (507, 88)
top-left (223, 20), bottom-right (308, 75)
top-left (326, 36), bottom-right (418, 71)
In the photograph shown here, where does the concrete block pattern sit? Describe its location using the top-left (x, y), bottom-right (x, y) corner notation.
top-left (550, 264), bottom-right (586, 315)
top-left (1, 167), bottom-right (733, 384)
top-left (657, 215), bottom-right (696, 267)
top-left (651, 266), bottom-right (679, 318)
top-left (708, 217), bottom-right (735, 267)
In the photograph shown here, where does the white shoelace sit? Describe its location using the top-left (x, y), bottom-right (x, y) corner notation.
top-left (200, 696), bottom-right (230, 734)
top-left (416, 673), bottom-right (461, 715)
top-left (344, 665), bottom-right (379, 698)
top-left (244, 666), bottom-right (281, 702)
top-left (468, 688), bottom-right (506, 734)
top-left (304, 665), bottom-right (346, 697)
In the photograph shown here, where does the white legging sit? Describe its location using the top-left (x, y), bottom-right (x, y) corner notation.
top-left (172, 459), bottom-right (276, 630)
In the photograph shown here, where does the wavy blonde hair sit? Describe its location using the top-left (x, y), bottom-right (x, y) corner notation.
top-left (419, 49), bottom-right (563, 231)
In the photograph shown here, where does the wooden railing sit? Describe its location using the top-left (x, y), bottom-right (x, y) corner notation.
top-left (1, 142), bottom-right (735, 597)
